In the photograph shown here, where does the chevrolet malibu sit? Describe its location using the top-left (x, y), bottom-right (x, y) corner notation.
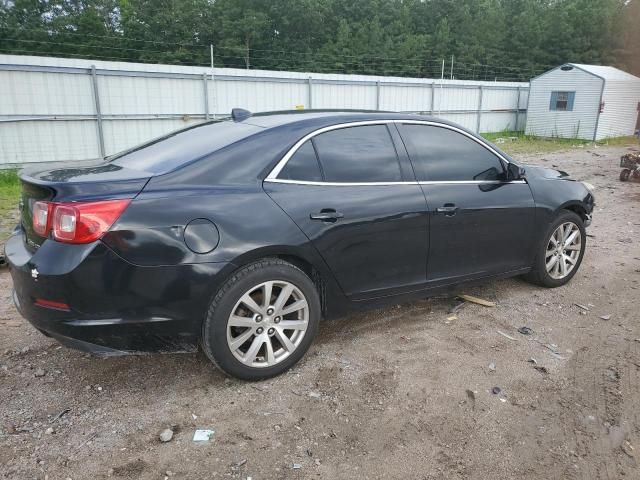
top-left (6, 110), bottom-right (594, 380)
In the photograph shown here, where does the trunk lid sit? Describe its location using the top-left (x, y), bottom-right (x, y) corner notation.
top-left (19, 160), bottom-right (151, 251)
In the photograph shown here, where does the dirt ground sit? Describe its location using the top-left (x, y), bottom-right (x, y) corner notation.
top-left (1, 144), bottom-right (640, 480)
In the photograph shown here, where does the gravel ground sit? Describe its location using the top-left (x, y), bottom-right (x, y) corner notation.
top-left (1, 144), bottom-right (640, 480)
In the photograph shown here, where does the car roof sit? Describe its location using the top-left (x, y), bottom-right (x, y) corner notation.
top-left (238, 109), bottom-right (457, 129)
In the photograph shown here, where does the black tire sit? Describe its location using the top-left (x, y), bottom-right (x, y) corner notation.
top-left (524, 210), bottom-right (586, 288)
top-left (201, 258), bottom-right (321, 381)
top-left (620, 169), bottom-right (631, 182)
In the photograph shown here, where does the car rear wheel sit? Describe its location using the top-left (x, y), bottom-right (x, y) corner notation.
top-left (524, 210), bottom-right (586, 288)
top-left (202, 258), bottom-right (321, 380)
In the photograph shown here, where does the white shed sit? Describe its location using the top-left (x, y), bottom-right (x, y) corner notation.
top-left (525, 63), bottom-right (640, 141)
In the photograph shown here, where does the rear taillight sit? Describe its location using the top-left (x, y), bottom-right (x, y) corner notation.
top-left (32, 201), bottom-right (53, 236)
top-left (32, 199), bottom-right (130, 244)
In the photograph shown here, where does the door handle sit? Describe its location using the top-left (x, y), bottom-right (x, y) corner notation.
top-left (310, 209), bottom-right (344, 222)
top-left (436, 204), bottom-right (458, 216)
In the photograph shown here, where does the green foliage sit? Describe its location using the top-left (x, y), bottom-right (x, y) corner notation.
top-left (0, 169), bottom-right (20, 245)
top-left (482, 131), bottom-right (639, 155)
top-left (0, 0), bottom-right (635, 80)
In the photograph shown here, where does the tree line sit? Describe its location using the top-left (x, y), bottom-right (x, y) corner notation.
top-left (0, 0), bottom-right (638, 81)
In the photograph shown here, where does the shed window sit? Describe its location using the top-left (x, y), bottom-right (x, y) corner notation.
top-left (550, 91), bottom-right (575, 111)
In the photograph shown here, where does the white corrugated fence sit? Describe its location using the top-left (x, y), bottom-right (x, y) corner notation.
top-left (0, 54), bottom-right (529, 166)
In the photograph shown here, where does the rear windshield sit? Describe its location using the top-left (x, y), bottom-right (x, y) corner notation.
top-left (109, 120), bottom-right (262, 174)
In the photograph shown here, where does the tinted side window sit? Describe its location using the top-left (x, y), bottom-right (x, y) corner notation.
top-left (312, 125), bottom-right (402, 182)
top-left (278, 141), bottom-right (322, 181)
top-left (399, 125), bottom-right (505, 182)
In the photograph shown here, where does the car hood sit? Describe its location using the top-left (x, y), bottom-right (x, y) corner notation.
top-left (522, 164), bottom-right (574, 181)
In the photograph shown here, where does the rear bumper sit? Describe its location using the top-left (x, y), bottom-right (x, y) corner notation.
top-left (6, 232), bottom-right (231, 355)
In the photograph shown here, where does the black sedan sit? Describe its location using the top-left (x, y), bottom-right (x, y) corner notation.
top-left (5, 110), bottom-right (595, 380)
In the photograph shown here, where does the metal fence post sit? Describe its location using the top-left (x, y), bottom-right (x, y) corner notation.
top-left (376, 80), bottom-right (381, 110)
top-left (308, 76), bottom-right (313, 109)
top-left (202, 72), bottom-right (210, 121)
top-left (430, 82), bottom-right (436, 116)
top-left (515, 87), bottom-right (521, 132)
top-left (90, 65), bottom-right (106, 158)
top-left (476, 85), bottom-right (483, 133)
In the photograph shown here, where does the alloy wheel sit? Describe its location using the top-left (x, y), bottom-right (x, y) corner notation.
top-left (545, 222), bottom-right (582, 280)
top-left (226, 280), bottom-right (309, 368)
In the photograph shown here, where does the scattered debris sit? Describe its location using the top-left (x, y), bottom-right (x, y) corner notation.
top-left (459, 295), bottom-right (495, 307)
top-left (574, 303), bottom-right (590, 311)
top-left (622, 440), bottom-right (635, 458)
top-left (488, 362), bottom-right (496, 372)
top-left (308, 391), bottom-right (321, 399)
top-left (51, 408), bottom-right (70, 423)
top-left (34, 368), bottom-right (45, 378)
top-left (44, 427), bottom-right (54, 435)
top-left (600, 314), bottom-right (611, 321)
top-left (448, 300), bottom-right (466, 314)
top-left (233, 459), bottom-right (247, 469)
top-left (528, 358), bottom-right (538, 365)
top-left (492, 386), bottom-right (502, 395)
top-left (517, 326), bottom-right (533, 336)
top-left (465, 389), bottom-right (476, 411)
top-left (159, 428), bottom-right (174, 443)
top-left (533, 366), bottom-right (549, 375)
top-left (192, 429), bottom-right (215, 442)
top-left (497, 331), bottom-right (517, 341)
top-left (293, 464), bottom-right (302, 470)
top-left (446, 315), bottom-right (458, 322)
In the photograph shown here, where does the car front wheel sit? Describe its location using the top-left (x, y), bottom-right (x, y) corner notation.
top-left (202, 258), bottom-right (321, 380)
top-left (525, 210), bottom-right (586, 288)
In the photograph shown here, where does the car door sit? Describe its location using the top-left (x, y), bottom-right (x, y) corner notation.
top-left (397, 122), bottom-right (536, 284)
top-left (264, 123), bottom-right (429, 300)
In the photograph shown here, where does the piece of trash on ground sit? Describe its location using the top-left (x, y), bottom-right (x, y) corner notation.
top-left (600, 314), bottom-right (611, 321)
top-left (488, 362), bottom-right (496, 372)
top-left (465, 389), bottom-right (476, 410)
top-left (528, 358), bottom-right (538, 364)
top-left (446, 315), bottom-right (457, 322)
top-left (497, 331), bottom-right (517, 341)
top-left (448, 300), bottom-right (466, 314)
top-left (51, 408), bottom-right (71, 423)
top-left (293, 463), bottom-right (302, 470)
top-left (533, 365), bottom-right (549, 374)
top-left (232, 459), bottom-right (247, 469)
top-left (518, 326), bottom-right (533, 335)
top-left (193, 429), bottom-right (215, 442)
top-left (492, 386), bottom-right (502, 395)
top-left (574, 303), bottom-right (590, 311)
top-left (459, 294), bottom-right (495, 307)
top-left (159, 428), bottom-right (174, 443)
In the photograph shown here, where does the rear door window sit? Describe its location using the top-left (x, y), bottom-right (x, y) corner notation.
top-left (278, 141), bottom-right (323, 181)
top-left (312, 125), bottom-right (403, 183)
top-left (399, 124), bottom-right (505, 182)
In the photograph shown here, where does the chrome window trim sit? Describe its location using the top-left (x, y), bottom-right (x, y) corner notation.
top-left (265, 178), bottom-right (527, 187)
top-left (266, 178), bottom-right (415, 186)
top-left (265, 119), bottom-right (512, 184)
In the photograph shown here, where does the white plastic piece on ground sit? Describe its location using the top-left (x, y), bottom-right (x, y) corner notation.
top-left (193, 429), bottom-right (215, 442)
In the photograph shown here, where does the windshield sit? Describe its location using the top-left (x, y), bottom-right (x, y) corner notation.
top-left (109, 120), bottom-right (263, 174)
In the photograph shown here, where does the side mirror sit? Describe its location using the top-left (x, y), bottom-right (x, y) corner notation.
top-left (507, 163), bottom-right (526, 181)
